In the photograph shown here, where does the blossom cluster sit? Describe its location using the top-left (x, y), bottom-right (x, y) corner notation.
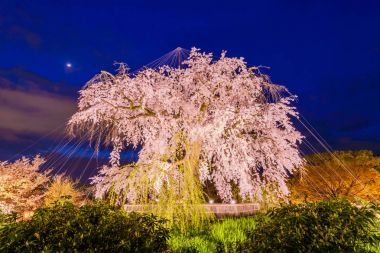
top-left (0, 156), bottom-right (50, 212)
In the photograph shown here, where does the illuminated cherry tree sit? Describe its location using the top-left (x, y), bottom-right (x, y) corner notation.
top-left (68, 48), bottom-right (304, 202)
top-left (0, 156), bottom-right (50, 213)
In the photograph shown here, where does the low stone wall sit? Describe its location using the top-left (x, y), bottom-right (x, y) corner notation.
top-left (124, 203), bottom-right (260, 217)
top-left (204, 203), bottom-right (260, 217)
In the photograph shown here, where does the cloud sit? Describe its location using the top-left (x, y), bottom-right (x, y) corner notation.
top-left (0, 2), bottom-right (43, 49)
top-left (300, 71), bottom-right (380, 150)
top-left (0, 68), bottom-right (76, 142)
top-left (7, 25), bottom-right (42, 48)
top-left (0, 68), bottom-right (75, 96)
top-left (0, 88), bottom-right (75, 134)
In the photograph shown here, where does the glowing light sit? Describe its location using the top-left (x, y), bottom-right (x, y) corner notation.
top-left (230, 199), bottom-right (236, 204)
top-left (66, 63), bottom-right (72, 68)
top-left (22, 211), bottom-right (34, 220)
top-left (208, 199), bottom-right (214, 204)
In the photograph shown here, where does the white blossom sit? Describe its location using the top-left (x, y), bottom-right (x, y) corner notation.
top-left (0, 156), bottom-right (50, 212)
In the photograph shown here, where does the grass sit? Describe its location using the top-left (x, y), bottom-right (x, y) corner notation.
top-left (167, 216), bottom-right (263, 253)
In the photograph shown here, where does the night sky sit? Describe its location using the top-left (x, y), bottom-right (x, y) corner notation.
top-left (1, 1), bottom-right (380, 178)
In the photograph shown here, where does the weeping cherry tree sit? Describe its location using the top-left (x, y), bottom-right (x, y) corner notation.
top-left (68, 48), bottom-right (303, 210)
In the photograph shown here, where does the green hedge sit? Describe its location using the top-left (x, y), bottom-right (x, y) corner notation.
top-left (0, 212), bottom-right (17, 230)
top-left (250, 199), bottom-right (380, 252)
top-left (0, 201), bottom-right (169, 252)
top-left (1, 199), bottom-right (378, 252)
top-left (168, 199), bottom-right (380, 253)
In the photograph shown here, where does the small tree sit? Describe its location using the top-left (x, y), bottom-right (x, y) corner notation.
top-left (0, 156), bottom-right (50, 213)
top-left (44, 175), bottom-right (85, 207)
top-left (290, 150), bottom-right (380, 203)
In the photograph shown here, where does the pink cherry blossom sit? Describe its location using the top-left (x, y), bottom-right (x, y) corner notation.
top-left (68, 48), bottom-right (304, 202)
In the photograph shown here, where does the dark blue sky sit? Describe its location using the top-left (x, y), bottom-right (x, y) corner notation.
top-left (1, 0), bottom-right (380, 172)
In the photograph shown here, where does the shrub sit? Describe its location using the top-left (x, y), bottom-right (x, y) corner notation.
top-left (249, 199), bottom-right (380, 252)
top-left (44, 175), bottom-right (84, 207)
top-left (0, 212), bottom-right (17, 229)
top-left (168, 199), bottom-right (379, 252)
top-left (0, 201), bottom-right (169, 252)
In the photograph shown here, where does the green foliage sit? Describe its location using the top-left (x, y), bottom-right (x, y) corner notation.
top-left (108, 136), bottom-right (213, 233)
top-left (168, 234), bottom-right (217, 253)
top-left (168, 200), bottom-right (380, 253)
top-left (155, 138), bottom-right (214, 232)
top-left (0, 212), bottom-right (17, 229)
top-left (249, 199), bottom-right (380, 253)
top-left (2, 197), bottom-right (378, 253)
top-left (0, 201), bottom-right (169, 252)
top-left (367, 216), bottom-right (380, 251)
top-left (209, 217), bottom-right (258, 252)
top-left (168, 216), bottom-right (261, 253)
top-left (44, 175), bottom-right (85, 207)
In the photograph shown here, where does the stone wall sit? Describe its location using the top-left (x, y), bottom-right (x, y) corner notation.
top-left (204, 203), bottom-right (260, 217)
top-left (124, 203), bottom-right (260, 217)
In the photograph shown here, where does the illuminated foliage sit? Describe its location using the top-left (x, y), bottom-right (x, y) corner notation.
top-left (290, 150), bottom-right (380, 203)
top-left (0, 156), bottom-right (50, 213)
top-left (44, 175), bottom-right (84, 207)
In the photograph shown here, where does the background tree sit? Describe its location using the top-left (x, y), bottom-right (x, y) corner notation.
top-left (0, 156), bottom-right (50, 213)
top-left (289, 150), bottom-right (380, 203)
